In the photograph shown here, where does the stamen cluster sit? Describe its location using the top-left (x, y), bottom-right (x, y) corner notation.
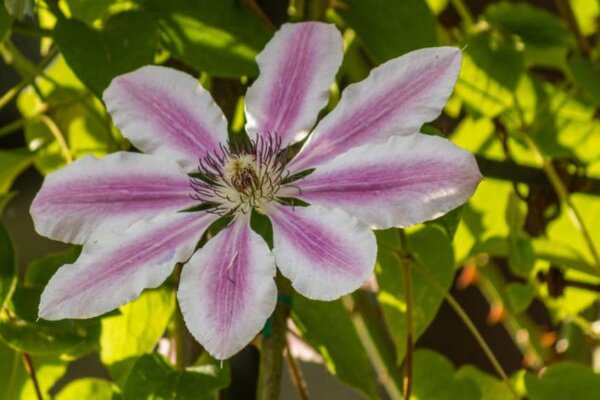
top-left (190, 134), bottom-right (288, 215)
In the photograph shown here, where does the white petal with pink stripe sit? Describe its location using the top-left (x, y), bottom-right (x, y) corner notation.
top-left (30, 152), bottom-right (195, 244)
top-left (290, 47), bottom-right (462, 171)
top-left (245, 22), bottom-right (343, 147)
top-left (178, 217), bottom-right (277, 360)
top-left (39, 212), bottom-right (216, 320)
top-left (103, 65), bottom-right (228, 171)
top-left (267, 204), bottom-right (376, 301)
top-left (292, 134), bottom-right (482, 229)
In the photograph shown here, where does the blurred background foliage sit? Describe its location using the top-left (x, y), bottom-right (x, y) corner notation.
top-left (1, 0), bottom-right (600, 399)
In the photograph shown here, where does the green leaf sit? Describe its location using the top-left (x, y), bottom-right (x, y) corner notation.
top-left (292, 296), bottom-right (378, 399)
top-left (65, 0), bottom-right (120, 24)
top-left (0, 341), bottom-right (67, 400)
top-left (456, 365), bottom-right (514, 400)
top-left (340, 0), bottom-right (437, 64)
top-left (0, 3), bottom-right (11, 40)
top-left (0, 223), bottom-right (16, 310)
top-left (376, 226), bottom-right (454, 363)
top-left (17, 56), bottom-right (119, 175)
top-left (455, 31), bottom-right (524, 117)
top-left (525, 362), bottom-right (600, 400)
top-left (101, 288), bottom-right (175, 366)
top-left (568, 52), bottom-right (600, 106)
top-left (485, 2), bottom-right (573, 48)
top-left (506, 282), bottom-right (535, 313)
top-left (122, 353), bottom-right (230, 400)
top-left (3, 0), bottom-right (33, 19)
top-left (56, 378), bottom-right (119, 400)
top-left (427, 205), bottom-right (464, 239)
top-left (25, 247), bottom-right (81, 287)
top-left (0, 148), bottom-right (33, 194)
top-left (412, 349), bottom-right (479, 399)
top-left (54, 10), bottom-right (158, 97)
top-left (0, 285), bottom-right (101, 358)
top-left (138, 0), bottom-right (270, 77)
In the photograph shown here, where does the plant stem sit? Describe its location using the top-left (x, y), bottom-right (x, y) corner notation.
top-left (521, 134), bottom-right (600, 272)
top-left (555, 0), bottom-right (592, 56)
top-left (413, 263), bottom-right (519, 399)
top-left (450, 0), bottom-right (474, 28)
top-left (401, 269), bottom-right (413, 398)
top-left (284, 339), bottom-right (310, 400)
top-left (22, 353), bottom-right (43, 400)
top-left (257, 275), bottom-right (292, 400)
top-left (344, 295), bottom-right (404, 400)
top-left (173, 264), bottom-right (186, 370)
top-left (397, 231), bottom-right (414, 399)
top-left (38, 114), bottom-right (72, 163)
top-left (0, 46), bottom-right (58, 111)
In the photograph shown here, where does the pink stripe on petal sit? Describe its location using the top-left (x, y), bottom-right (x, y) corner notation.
top-left (294, 134), bottom-right (482, 228)
top-left (267, 205), bottom-right (376, 300)
top-left (31, 152), bottom-right (195, 244)
top-left (178, 217), bottom-right (276, 360)
top-left (39, 212), bottom-right (215, 320)
top-left (103, 66), bottom-right (228, 171)
top-left (290, 47), bottom-right (462, 171)
top-left (245, 22), bottom-right (343, 147)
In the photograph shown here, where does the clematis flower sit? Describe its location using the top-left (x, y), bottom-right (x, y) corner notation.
top-left (31, 22), bottom-right (481, 359)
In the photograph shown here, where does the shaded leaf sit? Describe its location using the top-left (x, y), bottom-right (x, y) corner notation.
top-left (485, 2), bottom-right (573, 48)
top-left (525, 362), bottom-right (600, 400)
top-left (412, 349), bottom-right (479, 399)
top-left (54, 10), bottom-right (158, 97)
top-left (0, 222), bottom-right (16, 310)
top-left (456, 365), bottom-right (514, 400)
top-left (292, 296), bottom-right (377, 399)
top-left (340, 0), bottom-right (436, 64)
top-left (122, 353), bottom-right (230, 400)
top-left (1, 285), bottom-right (100, 358)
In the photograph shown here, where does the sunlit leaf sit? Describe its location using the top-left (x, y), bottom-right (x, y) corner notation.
top-left (292, 296), bottom-right (378, 399)
top-left (56, 378), bottom-right (120, 400)
top-left (376, 226), bottom-right (454, 363)
top-left (101, 288), bottom-right (175, 366)
top-left (17, 56), bottom-right (119, 175)
top-left (137, 0), bottom-right (270, 77)
top-left (340, 0), bottom-right (436, 64)
top-left (455, 31), bottom-right (524, 117)
top-left (0, 341), bottom-right (67, 400)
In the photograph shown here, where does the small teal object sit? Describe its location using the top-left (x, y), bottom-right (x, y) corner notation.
top-left (262, 295), bottom-right (293, 336)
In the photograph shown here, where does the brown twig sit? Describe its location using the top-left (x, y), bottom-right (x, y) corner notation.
top-left (555, 0), bottom-right (592, 56)
top-left (284, 339), bottom-right (310, 400)
top-left (22, 353), bottom-right (43, 400)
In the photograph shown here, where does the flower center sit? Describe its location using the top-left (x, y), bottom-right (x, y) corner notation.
top-left (189, 135), bottom-right (287, 215)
